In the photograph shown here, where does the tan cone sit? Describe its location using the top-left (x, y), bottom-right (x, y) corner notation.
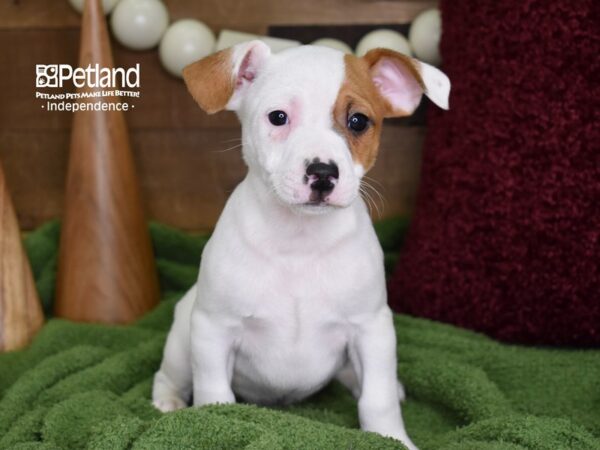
top-left (0, 160), bottom-right (44, 351)
top-left (55, 0), bottom-right (159, 323)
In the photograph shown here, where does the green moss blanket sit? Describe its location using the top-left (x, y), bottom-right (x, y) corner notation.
top-left (0, 220), bottom-right (598, 450)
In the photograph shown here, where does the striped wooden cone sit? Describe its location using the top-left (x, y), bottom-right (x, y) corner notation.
top-left (55, 0), bottom-right (159, 323)
top-left (0, 160), bottom-right (44, 351)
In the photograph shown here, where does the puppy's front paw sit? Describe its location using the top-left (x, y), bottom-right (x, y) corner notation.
top-left (153, 396), bottom-right (187, 413)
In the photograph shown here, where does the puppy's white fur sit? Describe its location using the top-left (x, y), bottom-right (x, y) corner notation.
top-left (153, 42), bottom-right (450, 450)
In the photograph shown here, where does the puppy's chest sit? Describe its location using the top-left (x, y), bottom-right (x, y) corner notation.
top-left (233, 254), bottom-right (354, 348)
top-left (240, 257), bottom-right (360, 315)
top-left (221, 237), bottom-right (376, 312)
top-left (242, 288), bottom-right (347, 342)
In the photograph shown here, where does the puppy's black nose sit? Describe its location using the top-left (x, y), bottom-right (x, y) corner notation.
top-left (306, 161), bottom-right (339, 195)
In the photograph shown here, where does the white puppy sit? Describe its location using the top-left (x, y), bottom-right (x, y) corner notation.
top-left (152, 41), bottom-right (450, 450)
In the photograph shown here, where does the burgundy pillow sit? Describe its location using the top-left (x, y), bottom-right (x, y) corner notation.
top-left (388, 0), bottom-right (599, 346)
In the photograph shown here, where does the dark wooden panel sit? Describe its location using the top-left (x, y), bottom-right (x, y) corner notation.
top-left (0, 0), bottom-right (437, 29)
top-left (133, 128), bottom-right (248, 230)
top-left (0, 132), bottom-right (68, 229)
top-left (0, 125), bottom-right (423, 231)
top-left (370, 125), bottom-right (424, 220)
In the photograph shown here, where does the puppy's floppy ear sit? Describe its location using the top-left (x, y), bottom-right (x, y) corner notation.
top-left (362, 48), bottom-right (451, 117)
top-left (182, 40), bottom-right (271, 114)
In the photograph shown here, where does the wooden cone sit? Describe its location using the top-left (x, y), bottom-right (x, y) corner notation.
top-left (55, 0), bottom-right (159, 323)
top-left (0, 160), bottom-right (44, 351)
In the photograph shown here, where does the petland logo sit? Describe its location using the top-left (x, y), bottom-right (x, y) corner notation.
top-left (35, 63), bottom-right (141, 112)
top-left (36, 64), bottom-right (140, 89)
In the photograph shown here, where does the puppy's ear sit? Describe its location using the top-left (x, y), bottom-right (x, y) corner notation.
top-left (362, 48), bottom-right (450, 117)
top-left (182, 40), bottom-right (271, 114)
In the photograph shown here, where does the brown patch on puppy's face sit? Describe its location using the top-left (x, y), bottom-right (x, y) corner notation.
top-left (333, 50), bottom-right (427, 172)
top-left (333, 54), bottom-right (385, 172)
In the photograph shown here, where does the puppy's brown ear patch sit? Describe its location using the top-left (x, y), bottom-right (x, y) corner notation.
top-left (362, 48), bottom-right (426, 117)
top-left (363, 48), bottom-right (451, 113)
top-left (182, 48), bottom-right (234, 114)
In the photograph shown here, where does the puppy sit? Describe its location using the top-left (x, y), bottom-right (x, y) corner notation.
top-left (152, 41), bottom-right (450, 450)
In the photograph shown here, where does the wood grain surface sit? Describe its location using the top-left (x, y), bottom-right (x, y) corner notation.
top-left (0, 159), bottom-right (44, 351)
top-left (54, 0), bottom-right (159, 324)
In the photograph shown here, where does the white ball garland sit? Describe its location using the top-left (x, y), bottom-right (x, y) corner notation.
top-left (69, 0), bottom-right (119, 14)
top-left (409, 9), bottom-right (442, 66)
top-left (68, 0), bottom-right (444, 78)
top-left (311, 38), bottom-right (353, 54)
top-left (110, 0), bottom-right (169, 51)
top-left (159, 19), bottom-right (216, 77)
top-left (355, 29), bottom-right (412, 57)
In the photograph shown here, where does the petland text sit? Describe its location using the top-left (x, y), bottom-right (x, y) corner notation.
top-left (35, 63), bottom-right (141, 112)
top-left (36, 64), bottom-right (140, 89)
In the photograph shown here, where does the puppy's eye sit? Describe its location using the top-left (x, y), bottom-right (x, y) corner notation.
top-left (268, 110), bottom-right (288, 126)
top-left (347, 113), bottom-right (369, 133)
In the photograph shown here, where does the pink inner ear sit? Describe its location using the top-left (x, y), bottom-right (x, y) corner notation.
top-left (372, 58), bottom-right (423, 114)
top-left (237, 52), bottom-right (256, 87)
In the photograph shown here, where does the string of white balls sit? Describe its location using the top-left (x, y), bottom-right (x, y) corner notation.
top-left (69, 0), bottom-right (442, 78)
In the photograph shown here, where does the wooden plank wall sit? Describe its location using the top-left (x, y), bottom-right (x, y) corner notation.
top-left (0, 0), bottom-right (436, 231)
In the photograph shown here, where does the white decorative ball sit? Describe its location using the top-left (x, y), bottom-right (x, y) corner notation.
top-left (110, 0), bottom-right (169, 51)
top-left (69, 0), bottom-right (120, 14)
top-left (159, 20), bottom-right (216, 77)
top-left (409, 8), bottom-right (442, 66)
top-left (355, 29), bottom-right (412, 57)
top-left (311, 38), bottom-right (353, 54)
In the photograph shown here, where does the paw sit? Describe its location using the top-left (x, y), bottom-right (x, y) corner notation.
top-left (153, 396), bottom-right (187, 413)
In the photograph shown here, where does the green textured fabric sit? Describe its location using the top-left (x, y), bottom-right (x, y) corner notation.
top-left (0, 219), bottom-right (598, 450)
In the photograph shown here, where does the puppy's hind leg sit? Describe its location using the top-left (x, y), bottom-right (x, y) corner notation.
top-left (152, 286), bottom-right (197, 412)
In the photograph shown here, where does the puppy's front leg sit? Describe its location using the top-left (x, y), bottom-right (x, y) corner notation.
top-left (191, 309), bottom-right (237, 406)
top-left (353, 307), bottom-right (418, 450)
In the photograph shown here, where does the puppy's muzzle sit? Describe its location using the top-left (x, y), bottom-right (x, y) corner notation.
top-left (306, 160), bottom-right (339, 203)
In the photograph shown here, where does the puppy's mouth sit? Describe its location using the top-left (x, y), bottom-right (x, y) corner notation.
top-left (300, 196), bottom-right (347, 212)
top-left (306, 189), bottom-right (331, 206)
top-left (284, 195), bottom-right (349, 215)
top-left (303, 201), bottom-right (336, 208)
top-left (268, 173), bottom-right (355, 212)
top-left (293, 201), bottom-right (338, 215)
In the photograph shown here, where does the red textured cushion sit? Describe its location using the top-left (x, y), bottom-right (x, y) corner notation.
top-left (388, 0), bottom-right (599, 346)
